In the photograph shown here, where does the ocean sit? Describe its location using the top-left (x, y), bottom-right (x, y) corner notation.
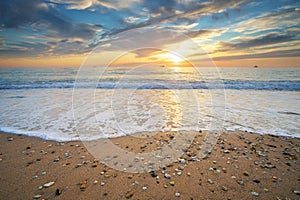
top-left (0, 66), bottom-right (299, 141)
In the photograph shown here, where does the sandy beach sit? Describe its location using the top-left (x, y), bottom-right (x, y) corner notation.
top-left (0, 131), bottom-right (299, 200)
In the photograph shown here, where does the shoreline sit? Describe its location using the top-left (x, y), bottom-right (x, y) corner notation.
top-left (0, 131), bottom-right (299, 199)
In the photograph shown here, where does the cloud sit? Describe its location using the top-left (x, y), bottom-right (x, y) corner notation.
top-left (123, 16), bottom-right (140, 23)
top-left (49, 0), bottom-right (141, 10)
top-left (213, 49), bottom-right (300, 61)
top-left (232, 7), bottom-right (300, 34)
top-left (218, 33), bottom-right (297, 51)
top-left (0, 0), bottom-right (101, 40)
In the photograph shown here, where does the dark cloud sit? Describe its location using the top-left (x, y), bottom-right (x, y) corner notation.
top-left (219, 33), bottom-right (296, 51)
top-left (0, 0), bottom-right (101, 40)
top-left (213, 49), bottom-right (300, 61)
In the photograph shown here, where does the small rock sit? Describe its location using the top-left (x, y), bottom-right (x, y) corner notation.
top-left (55, 188), bottom-right (62, 196)
top-left (125, 190), bottom-right (134, 199)
top-left (128, 175), bottom-right (133, 179)
top-left (80, 181), bottom-right (87, 191)
top-left (243, 171), bottom-right (249, 176)
top-left (187, 172), bottom-right (191, 176)
top-left (93, 180), bottom-right (98, 184)
top-left (7, 137), bottom-right (13, 141)
top-left (222, 186), bottom-right (228, 191)
top-left (38, 186), bottom-right (43, 190)
top-left (175, 192), bottom-right (181, 197)
top-left (33, 194), bottom-right (41, 199)
top-left (207, 179), bottom-right (214, 184)
top-left (43, 181), bottom-right (55, 188)
top-left (212, 161), bottom-right (217, 164)
top-left (251, 191), bottom-right (259, 197)
top-left (164, 173), bottom-right (171, 179)
top-left (253, 179), bottom-right (260, 183)
top-left (150, 171), bottom-right (157, 178)
top-left (142, 186), bottom-right (147, 191)
top-left (294, 190), bottom-right (300, 195)
top-left (92, 163), bottom-right (98, 168)
top-left (224, 150), bottom-right (230, 153)
top-left (170, 181), bottom-right (175, 186)
top-left (101, 182), bottom-right (105, 186)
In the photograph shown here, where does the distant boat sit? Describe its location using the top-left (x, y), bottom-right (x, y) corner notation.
top-left (253, 65), bottom-right (258, 68)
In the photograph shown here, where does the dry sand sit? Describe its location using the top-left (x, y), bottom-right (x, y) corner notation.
top-left (0, 131), bottom-right (299, 200)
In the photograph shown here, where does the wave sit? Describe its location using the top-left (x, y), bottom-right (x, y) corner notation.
top-left (0, 80), bottom-right (299, 91)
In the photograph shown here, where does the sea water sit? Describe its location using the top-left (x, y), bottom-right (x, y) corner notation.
top-left (0, 67), bottom-right (299, 141)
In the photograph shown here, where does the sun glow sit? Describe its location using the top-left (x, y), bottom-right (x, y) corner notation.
top-left (163, 52), bottom-right (184, 65)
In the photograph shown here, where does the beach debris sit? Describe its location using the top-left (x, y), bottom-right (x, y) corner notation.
top-left (33, 194), bottom-right (42, 199)
top-left (175, 192), bottom-right (181, 197)
top-left (55, 188), bottom-right (62, 196)
top-left (251, 191), bottom-right (259, 197)
top-left (294, 190), bottom-right (300, 195)
top-left (43, 181), bottom-right (55, 188)
top-left (125, 190), bottom-right (134, 199)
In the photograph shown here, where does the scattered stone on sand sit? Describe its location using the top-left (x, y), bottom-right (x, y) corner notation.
top-left (93, 180), bottom-right (98, 184)
top-left (125, 190), bottom-right (134, 199)
top-left (33, 194), bottom-right (41, 199)
top-left (294, 190), bottom-right (300, 195)
top-left (80, 181), bottom-right (87, 191)
top-left (142, 186), bottom-right (147, 191)
top-left (55, 188), bottom-right (62, 196)
top-left (170, 181), bottom-right (175, 186)
top-left (253, 179), bottom-right (260, 183)
top-left (175, 192), bottom-right (181, 197)
top-left (207, 179), bottom-right (214, 184)
top-left (164, 173), bottom-right (171, 179)
top-left (243, 171), bottom-right (249, 176)
top-left (38, 186), bottom-right (43, 190)
top-left (43, 181), bottom-right (55, 188)
top-left (251, 192), bottom-right (259, 197)
top-left (128, 175), bottom-right (133, 179)
top-left (7, 137), bottom-right (13, 141)
top-left (222, 186), bottom-right (228, 191)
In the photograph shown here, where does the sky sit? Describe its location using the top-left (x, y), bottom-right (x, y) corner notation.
top-left (0, 0), bottom-right (299, 67)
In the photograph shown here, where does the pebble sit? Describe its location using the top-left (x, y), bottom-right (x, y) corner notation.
top-left (33, 194), bottom-right (41, 199)
top-left (125, 190), bottom-right (134, 199)
top-left (101, 182), bottom-right (105, 186)
top-left (187, 172), bottom-right (191, 176)
top-left (175, 192), bottom-right (181, 197)
top-left (93, 180), bottom-right (98, 184)
top-left (7, 137), bottom-right (13, 141)
top-left (222, 186), bottom-right (228, 191)
top-left (251, 191), bottom-right (259, 197)
top-left (253, 179), bottom-right (260, 183)
top-left (164, 184), bottom-right (168, 188)
top-left (38, 186), bottom-right (43, 190)
top-left (142, 186), bottom-right (147, 191)
top-left (80, 181), bottom-right (87, 191)
top-left (43, 181), bottom-right (55, 188)
top-left (294, 190), bottom-right (300, 195)
top-left (207, 179), bottom-right (214, 184)
top-left (243, 171), bottom-right (249, 176)
top-left (170, 181), bottom-right (175, 186)
top-left (164, 173), bottom-right (171, 179)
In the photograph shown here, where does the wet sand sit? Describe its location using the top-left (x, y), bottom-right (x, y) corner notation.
top-left (0, 131), bottom-right (299, 200)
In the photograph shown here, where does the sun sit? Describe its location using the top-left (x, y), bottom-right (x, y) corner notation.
top-left (163, 52), bottom-right (184, 65)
